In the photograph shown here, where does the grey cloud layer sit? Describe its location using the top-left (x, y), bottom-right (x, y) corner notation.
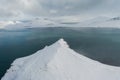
top-left (0, 0), bottom-right (120, 19)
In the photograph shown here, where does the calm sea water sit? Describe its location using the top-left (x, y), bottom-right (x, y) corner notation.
top-left (1, 27), bottom-right (120, 78)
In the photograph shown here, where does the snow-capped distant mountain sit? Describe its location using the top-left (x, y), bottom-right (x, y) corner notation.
top-left (0, 21), bottom-right (20, 29)
top-left (20, 18), bottom-right (58, 28)
top-left (78, 16), bottom-right (120, 28)
top-left (2, 39), bottom-right (120, 80)
top-left (0, 18), bottom-right (59, 30)
top-left (2, 16), bottom-right (120, 30)
top-left (110, 17), bottom-right (120, 21)
top-left (79, 16), bottom-right (109, 26)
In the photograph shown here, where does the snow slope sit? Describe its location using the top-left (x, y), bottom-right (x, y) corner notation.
top-left (1, 39), bottom-right (120, 80)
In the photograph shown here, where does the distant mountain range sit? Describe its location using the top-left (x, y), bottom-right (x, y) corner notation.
top-left (1, 16), bottom-right (120, 30)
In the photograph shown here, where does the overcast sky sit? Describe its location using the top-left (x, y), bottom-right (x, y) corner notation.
top-left (0, 0), bottom-right (120, 20)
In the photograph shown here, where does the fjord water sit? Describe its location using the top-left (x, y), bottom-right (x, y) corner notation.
top-left (1, 27), bottom-right (120, 78)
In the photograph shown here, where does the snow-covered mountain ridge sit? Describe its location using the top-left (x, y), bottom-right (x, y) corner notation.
top-left (1, 39), bottom-right (120, 80)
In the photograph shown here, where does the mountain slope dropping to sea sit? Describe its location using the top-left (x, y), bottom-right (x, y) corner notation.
top-left (2, 39), bottom-right (120, 80)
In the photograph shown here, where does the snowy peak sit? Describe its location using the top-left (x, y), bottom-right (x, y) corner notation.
top-left (52, 38), bottom-right (69, 48)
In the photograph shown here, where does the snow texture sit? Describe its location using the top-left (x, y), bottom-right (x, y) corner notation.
top-left (1, 39), bottom-right (120, 80)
